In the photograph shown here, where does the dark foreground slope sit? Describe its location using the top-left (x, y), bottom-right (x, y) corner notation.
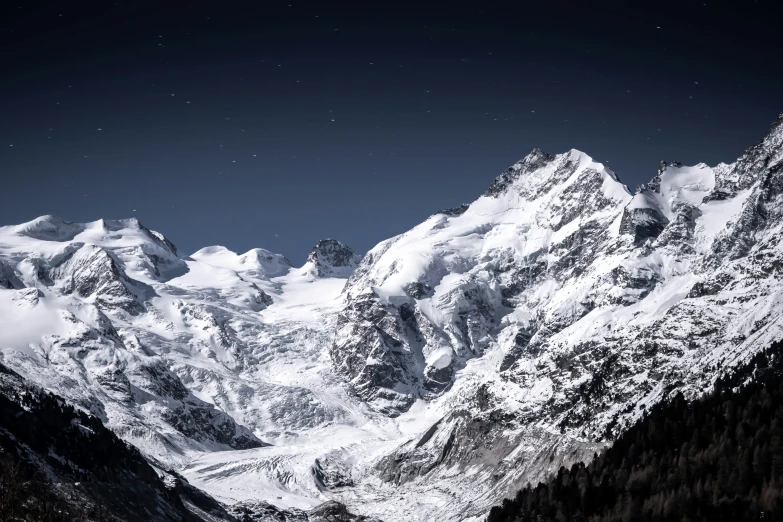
top-left (487, 340), bottom-right (783, 522)
top-left (0, 361), bottom-right (237, 522)
top-left (0, 361), bottom-right (382, 521)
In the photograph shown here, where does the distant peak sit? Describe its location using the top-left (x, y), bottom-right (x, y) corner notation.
top-left (192, 245), bottom-right (291, 278)
top-left (22, 214), bottom-right (71, 228)
top-left (485, 146), bottom-right (626, 198)
top-left (567, 148), bottom-right (589, 159)
top-left (13, 215), bottom-right (83, 242)
top-left (102, 217), bottom-right (142, 231)
top-left (193, 245), bottom-right (232, 256)
top-left (517, 147), bottom-right (552, 168)
top-left (36, 214), bottom-right (66, 223)
top-left (239, 248), bottom-right (292, 269)
top-left (304, 239), bottom-right (361, 278)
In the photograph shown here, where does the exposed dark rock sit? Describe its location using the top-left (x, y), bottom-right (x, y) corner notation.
top-left (687, 273), bottom-right (733, 298)
top-left (306, 239), bottom-right (361, 277)
top-left (48, 244), bottom-right (145, 315)
top-left (313, 456), bottom-right (355, 489)
top-left (484, 148), bottom-right (554, 197)
top-left (228, 499), bottom-right (381, 522)
top-left (0, 259), bottom-right (22, 289)
top-left (404, 281), bottom-right (434, 299)
top-left (433, 203), bottom-right (470, 217)
top-left (134, 362), bottom-right (268, 450)
top-left (619, 205), bottom-right (668, 244)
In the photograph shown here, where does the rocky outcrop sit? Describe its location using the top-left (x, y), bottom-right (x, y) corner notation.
top-left (133, 361), bottom-right (267, 450)
top-left (229, 500), bottom-right (382, 522)
top-left (0, 259), bottom-right (22, 289)
top-left (304, 239), bottom-right (361, 278)
top-left (618, 194), bottom-right (668, 244)
top-left (705, 111), bottom-right (783, 200)
top-left (49, 244), bottom-right (145, 314)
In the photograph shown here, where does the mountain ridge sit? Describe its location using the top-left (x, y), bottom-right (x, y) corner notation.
top-left (1, 111), bottom-right (782, 521)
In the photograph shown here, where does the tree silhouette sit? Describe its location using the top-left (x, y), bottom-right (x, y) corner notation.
top-left (488, 340), bottom-right (783, 522)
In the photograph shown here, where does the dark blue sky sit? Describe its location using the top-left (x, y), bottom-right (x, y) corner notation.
top-left (1, 1), bottom-right (781, 262)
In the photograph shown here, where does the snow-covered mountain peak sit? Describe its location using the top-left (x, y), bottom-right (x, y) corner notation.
top-left (332, 148), bottom-right (637, 415)
top-left (191, 245), bottom-right (292, 279)
top-left (0, 215), bottom-right (185, 284)
top-left (515, 147), bottom-right (552, 168)
top-left (301, 239), bottom-right (361, 278)
top-left (10, 214), bottom-right (87, 241)
top-left (5, 112), bottom-right (783, 522)
top-left (10, 215), bottom-right (162, 244)
top-left (332, 113), bottom-right (783, 423)
top-left (484, 147), bottom-right (629, 208)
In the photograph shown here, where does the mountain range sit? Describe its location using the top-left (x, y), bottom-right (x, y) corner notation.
top-left (1, 111), bottom-right (782, 521)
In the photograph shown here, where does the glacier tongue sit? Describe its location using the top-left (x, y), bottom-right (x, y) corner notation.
top-left (2, 112), bottom-right (783, 521)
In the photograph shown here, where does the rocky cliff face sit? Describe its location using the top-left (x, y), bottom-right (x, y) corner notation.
top-left (303, 239), bottom-right (361, 278)
top-left (325, 113), bottom-right (783, 519)
top-left (331, 148), bottom-right (633, 414)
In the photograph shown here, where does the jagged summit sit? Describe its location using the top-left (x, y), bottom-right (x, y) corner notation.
top-left (302, 238), bottom-right (361, 278)
top-left (484, 147), bottom-right (629, 202)
top-left (516, 147), bottom-right (552, 167)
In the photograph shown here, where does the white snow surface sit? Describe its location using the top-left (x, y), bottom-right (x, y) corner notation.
top-left (1, 115), bottom-right (783, 522)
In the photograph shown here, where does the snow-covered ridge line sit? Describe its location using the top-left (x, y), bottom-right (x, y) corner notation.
top-left (326, 112), bottom-right (783, 519)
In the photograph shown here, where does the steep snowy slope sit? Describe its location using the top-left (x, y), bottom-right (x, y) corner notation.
top-left (1, 112), bottom-right (782, 522)
top-left (0, 217), bottom-right (269, 465)
top-left (325, 112), bottom-right (783, 519)
top-left (0, 218), bottom-right (389, 517)
top-left (332, 148), bottom-right (632, 414)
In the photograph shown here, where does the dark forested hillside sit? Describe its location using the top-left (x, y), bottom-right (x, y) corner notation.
top-left (0, 362), bottom-right (237, 522)
top-left (487, 341), bottom-right (783, 522)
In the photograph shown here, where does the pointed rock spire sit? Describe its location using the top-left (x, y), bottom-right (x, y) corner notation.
top-left (304, 239), bottom-right (361, 277)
